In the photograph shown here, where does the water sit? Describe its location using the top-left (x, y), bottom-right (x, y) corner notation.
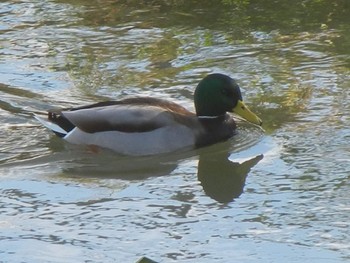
top-left (1, 0), bottom-right (350, 262)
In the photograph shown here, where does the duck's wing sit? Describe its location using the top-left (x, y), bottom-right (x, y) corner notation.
top-left (58, 98), bottom-right (195, 134)
top-left (61, 104), bottom-right (175, 133)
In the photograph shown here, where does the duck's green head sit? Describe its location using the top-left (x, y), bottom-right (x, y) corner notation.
top-left (194, 73), bottom-right (262, 125)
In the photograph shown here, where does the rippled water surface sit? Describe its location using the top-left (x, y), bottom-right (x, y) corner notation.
top-left (1, 1), bottom-right (350, 262)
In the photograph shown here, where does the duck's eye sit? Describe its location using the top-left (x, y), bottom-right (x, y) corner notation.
top-left (221, 89), bottom-right (230, 96)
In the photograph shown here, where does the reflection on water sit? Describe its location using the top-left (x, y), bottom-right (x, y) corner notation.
top-left (48, 137), bottom-right (264, 204)
top-left (198, 152), bottom-right (263, 203)
top-left (0, 0), bottom-right (350, 262)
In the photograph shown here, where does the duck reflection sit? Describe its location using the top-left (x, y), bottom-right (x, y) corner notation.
top-left (59, 150), bottom-right (180, 180)
top-left (197, 150), bottom-right (263, 203)
top-left (56, 138), bottom-right (263, 203)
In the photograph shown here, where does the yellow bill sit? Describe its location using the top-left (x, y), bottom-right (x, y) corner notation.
top-left (232, 100), bottom-right (262, 126)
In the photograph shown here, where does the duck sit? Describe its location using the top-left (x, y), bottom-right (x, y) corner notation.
top-left (35, 73), bottom-right (262, 156)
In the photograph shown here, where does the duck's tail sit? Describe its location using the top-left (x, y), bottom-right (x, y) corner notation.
top-left (34, 115), bottom-right (68, 138)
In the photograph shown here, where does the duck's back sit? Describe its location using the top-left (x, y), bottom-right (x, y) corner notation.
top-left (51, 97), bottom-right (198, 155)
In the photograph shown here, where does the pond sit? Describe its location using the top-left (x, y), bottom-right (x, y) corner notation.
top-left (0, 0), bottom-right (350, 262)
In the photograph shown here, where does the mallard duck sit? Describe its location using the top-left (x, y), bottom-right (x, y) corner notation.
top-left (35, 73), bottom-right (262, 156)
